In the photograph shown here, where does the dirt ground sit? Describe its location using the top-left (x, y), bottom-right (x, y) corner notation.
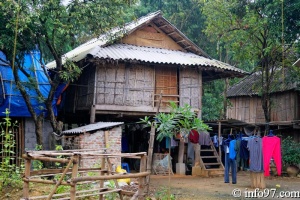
top-left (2, 171), bottom-right (300, 199)
top-left (148, 171), bottom-right (300, 200)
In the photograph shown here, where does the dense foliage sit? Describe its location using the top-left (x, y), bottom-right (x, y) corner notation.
top-left (0, 0), bottom-right (135, 145)
top-left (141, 102), bottom-right (211, 141)
top-left (0, 109), bottom-right (23, 191)
top-left (202, 0), bottom-right (300, 128)
top-left (282, 136), bottom-right (300, 165)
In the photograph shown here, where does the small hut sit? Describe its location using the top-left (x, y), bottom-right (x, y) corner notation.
top-left (61, 122), bottom-right (123, 168)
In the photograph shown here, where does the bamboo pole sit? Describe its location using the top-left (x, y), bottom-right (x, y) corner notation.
top-left (23, 158), bottom-right (31, 199)
top-left (47, 157), bottom-right (74, 200)
top-left (73, 172), bottom-right (150, 183)
top-left (30, 167), bottom-right (102, 176)
top-left (22, 178), bottom-right (70, 185)
top-left (23, 154), bottom-right (70, 163)
top-left (70, 154), bottom-right (79, 200)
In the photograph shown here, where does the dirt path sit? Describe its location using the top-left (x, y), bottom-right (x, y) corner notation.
top-left (2, 171), bottom-right (300, 199)
top-left (148, 171), bottom-right (300, 200)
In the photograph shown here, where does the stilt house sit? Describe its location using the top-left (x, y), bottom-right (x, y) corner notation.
top-left (226, 70), bottom-right (300, 142)
top-left (47, 11), bottom-right (246, 124)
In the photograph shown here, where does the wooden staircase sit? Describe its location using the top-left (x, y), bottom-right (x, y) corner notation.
top-left (194, 141), bottom-right (224, 177)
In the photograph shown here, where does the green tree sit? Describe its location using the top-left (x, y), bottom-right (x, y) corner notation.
top-left (0, 0), bottom-right (135, 146)
top-left (202, 0), bottom-right (300, 131)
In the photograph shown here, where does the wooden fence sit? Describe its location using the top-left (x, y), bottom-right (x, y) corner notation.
top-left (21, 149), bottom-right (149, 200)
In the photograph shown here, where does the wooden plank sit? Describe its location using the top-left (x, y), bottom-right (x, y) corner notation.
top-left (94, 104), bottom-right (171, 113)
top-left (122, 27), bottom-right (183, 51)
top-left (155, 66), bottom-right (178, 107)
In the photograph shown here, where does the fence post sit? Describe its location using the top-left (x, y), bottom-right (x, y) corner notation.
top-left (70, 154), bottom-right (79, 200)
top-left (23, 156), bottom-right (31, 199)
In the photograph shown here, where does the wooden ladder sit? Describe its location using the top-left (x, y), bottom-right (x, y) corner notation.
top-left (199, 140), bottom-right (224, 177)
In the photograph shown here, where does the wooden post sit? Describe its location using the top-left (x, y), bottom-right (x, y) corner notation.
top-left (198, 70), bottom-right (202, 119)
top-left (99, 156), bottom-right (106, 200)
top-left (23, 157), bottom-right (31, 199)
top-left (70, 154), bottom-right (79, 200)
top-left (218, 121), bottom-right (221, 160)
top-left (138, 154), bottom-right (147, 200)
top-left (250, 171), bottom-right (266, 189)
top-left (178, 139), bottom-right (185, 163)
top-left (90, 105), bottom-right (96, 123)
top-left (146, 92), bottom-right (162, 194)
top-left (105, 130), bottom-right (109, 148)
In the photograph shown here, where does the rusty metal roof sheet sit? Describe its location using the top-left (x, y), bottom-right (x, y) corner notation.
top-left (88, 44), bottom-right (245, 74)
top-left (62, 122), bottom-right (123, 135)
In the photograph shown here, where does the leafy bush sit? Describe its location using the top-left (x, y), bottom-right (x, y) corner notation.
top-left (154, 187), bottom-right (175, 200)
top-left (281, 136), bottom-right (300, 165)
top-left (0, 109), bottom-right (23, 190)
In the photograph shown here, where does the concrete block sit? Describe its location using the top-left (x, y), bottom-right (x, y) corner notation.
top-left (192, 166), bottom-right (204, 176)
top-left (176, 163), bottom-right (186, 175)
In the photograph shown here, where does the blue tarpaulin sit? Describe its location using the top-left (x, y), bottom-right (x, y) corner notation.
top-left (0, 51), bottom-right (57, 117)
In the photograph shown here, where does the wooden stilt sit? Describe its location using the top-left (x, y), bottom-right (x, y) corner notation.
top-left (250, 171), bottom-right (266, 189)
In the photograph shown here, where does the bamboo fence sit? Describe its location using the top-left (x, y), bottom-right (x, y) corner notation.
top-left (21, 149), bottom-right (149, 200)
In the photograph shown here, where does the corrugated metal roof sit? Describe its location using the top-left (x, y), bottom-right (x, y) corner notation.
top-left (227, 70), bottom-right (298, 97)
top-left (62, 122), bottom-right (123, 135)
top-left (88, 44), bottom-right (245, 73)
top-left (46, 11), bottom-right (163, 69)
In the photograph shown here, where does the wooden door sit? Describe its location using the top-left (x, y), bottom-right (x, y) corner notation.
top-left (155, 66), bottom-right (178, 107)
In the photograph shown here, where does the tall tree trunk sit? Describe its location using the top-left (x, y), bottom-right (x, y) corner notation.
top-left (45, 72), bottom-right (61, 135)
top-left (261, 62), bottom-right (271, 134)
top-left (35, 114), bottom-right (44, 147)
top-left (223, 78), bottom-right (229, 119)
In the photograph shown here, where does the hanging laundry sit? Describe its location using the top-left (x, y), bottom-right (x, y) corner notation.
top-left (199, 131), bottom-right (211, 145)
top-left (262, 136), bottom-right (282, 176)
top-left (247, 137), bottom-right (264, 172)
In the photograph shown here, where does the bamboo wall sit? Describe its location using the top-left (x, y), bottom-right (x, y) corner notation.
top-left (70, 63), bottom-right (202, 113)
top-left (226, 91), bottom-right (299, 123)
top-left (95, 63), bottom-right (155, 107)
top-left (179, 67), bottom-right (201, 109)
